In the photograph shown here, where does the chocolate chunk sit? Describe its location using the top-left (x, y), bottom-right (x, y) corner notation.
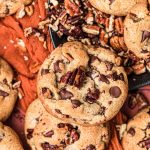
top-left (105, 62), bottom-right (113, 71)
top-left (43, 130), bottom-right (54, 137)
top-left (74, 67), bottom-right (85, 88)
top-left (127, 127), bottom-right (135, 136)
top-left (57, 123), bottom-right (65, 128)
top-left (54, 60), bottom-right (63, 73)
top-left (0, 90), bottom-right (9, 97)
top-left (85, 89), bottom-right (100, 104)
top-left (109, 0), bottom-right (115, 5)
top-left (141, 30), bottom-right (150, 42)
top-left (122, 93), bottom-right (148, 118)
top-left (86, 144), bottom-right (96, 150)
top-left (112, 72), bottom-right (124, 81)
top-left (147, 123), bottom-right (150, 129)
top-left (70, 129), bottom-right (80, 143)
top-left (71, 100), bottom-right (82, 108)
top-left (99, 74), bottom-right (110, 84)
top-left (89, 55), bottom-right (99, 64)
top-left (41, 142), bottom-right (59, 150)
top-left (55, 109), bottom-right (62, 114)
top-left (141, 49), bottom-right (148, 53)
top-left (60, 72), bottom-right (72, 83)
top-left (109, 86), bottom-right (121, 98)
top-left (139, 138), bottom-right (150, 149)
top-left (66, 123), bottom-right (74, 131)
top-left (41, 69), bottom-right (49, 75)
top-left (59, 89), bottom-right (73, 99)
top-left (61, 67), bottom-right (85, 88)
top-left (41, 87), bottom-right (52, 99)
top-left (26, 129), bottom-right (34, 139)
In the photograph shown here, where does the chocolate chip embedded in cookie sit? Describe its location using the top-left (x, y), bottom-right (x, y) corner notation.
top-left (25, 99), bottom-right (110, 150)
top-left (88, 0), bottom-right (147, 16)
top-left (124, 3), bottom-right (150, 59)
top-left (37, 41), bottom-right (128, 125)
top-left (122, 106), bottom-right (150, 150)
top-left (0, 122), bottom-right (23, 150)
top-left (0, 58), bottom-right (18, 122)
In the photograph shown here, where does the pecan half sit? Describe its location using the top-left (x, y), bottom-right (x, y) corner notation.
top-left (114, 17), bottom-right (124, 35)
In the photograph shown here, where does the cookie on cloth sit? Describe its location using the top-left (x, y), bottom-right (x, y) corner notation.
top-left (122, 106), bottom-right (150, 150)
top-left (25, 99), bottom-right (110, 150)
top-left (0, 122), bottom-right (23, 150)
top-left (124, 3), bottom-right (150, 59)
top-left (88, 0), bottom-right (147, 16)
top-left (0, 0), bottom-right (33, 17)
top-left (0, 58), bottom-right (18, 122)
top-left (37, 41), bottom-right (128, 125)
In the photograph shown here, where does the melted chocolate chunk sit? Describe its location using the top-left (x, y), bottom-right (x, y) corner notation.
top-left (60, 67), bottom-right (85, 88)
top-left (141, 49), bottom-right (148, 53)
top-left (71, 100), bottom-right (82, 108)
top-left (127, 127), bottom-right (135, 136)
top-left (41, 69), bottom-right (49, 75)
top-left (53, 60), bottom-right (63, 73)
top-left (41, 142), bottom-right (58, 150)
top-left (129, 13), bottom-right (142, 22)
top-left (105, 62), bottom-right (113, 71)
top-left (86, 144), bottom-right (96, 150)
top-left (57, 123), bottom-right (65, 128)
top-left (138, 138), bottom-right (150, 149)
top-left (109, 86), bottom-right (121, 98)
top-left (112, 72), bottom-right (124, 81)
top-left (59, 89), bottom-right (73, 99)
top-left (0, 90), bottom-right (9, 97)
top-left (26, 129), bottom-right (34, 139)
top-left (99, 74), bottom-right (110, 84)
top-left (141, 31), bottom-right (150, 42)
top-left (43, 130), bottom-right (54, 137)
top-left (122, 93), bottom-right (148, 118)
top-left (41, 87), bottom-right (52, 98)
top-left (85, 89), bottom-right (100, 104)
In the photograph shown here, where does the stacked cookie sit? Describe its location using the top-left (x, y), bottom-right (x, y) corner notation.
top-left (25, 41), bottom-right (129, 149)
top-left (0, 58), bottom-right (23, 149)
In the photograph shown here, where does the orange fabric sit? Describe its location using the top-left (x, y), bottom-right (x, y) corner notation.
top-left (0, 0), bottom-right (52, 111)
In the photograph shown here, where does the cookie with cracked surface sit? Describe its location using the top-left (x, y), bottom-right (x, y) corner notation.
top-left (124, 3), bottom-right (150, 59)
top-left (122, 106), bottom-right (150, 150)
top-left (25, 99), bottom-right (110, 150)
top-left (0, 58), bottom-right (18, 122)
top-left (37, 41), bottom-right (128, 125)
top-left (0, 122), bottom-right (23, 150)
top-left (0, 0), bottom-right (33, 17)
top-left (88, 0), bottom-right (147, 16)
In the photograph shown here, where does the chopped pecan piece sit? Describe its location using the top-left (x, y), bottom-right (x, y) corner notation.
top-left (132, 62), bottom-right (146, 75)
top-left (60, 67), bottom-right (85, 88)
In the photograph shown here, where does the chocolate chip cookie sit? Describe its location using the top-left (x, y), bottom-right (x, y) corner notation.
top-left (124, 3), bottom-right (150, 59)
top-left (0, 58), bottom-right (18, 122)
top-left (0, 122), bottom-right (23, 150)
top-left (88, 0), bottom-right (147, 16)
top-left (0, 0), bottom-right (33, 17)
top-left (25, 99), bottom-right (47, 150)
top-left (25, 99), bottom-right (110, 150)
top-left (37, 41), bottom-right (128, 125)
top-left (122, 106), bottom-right (150, 150)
